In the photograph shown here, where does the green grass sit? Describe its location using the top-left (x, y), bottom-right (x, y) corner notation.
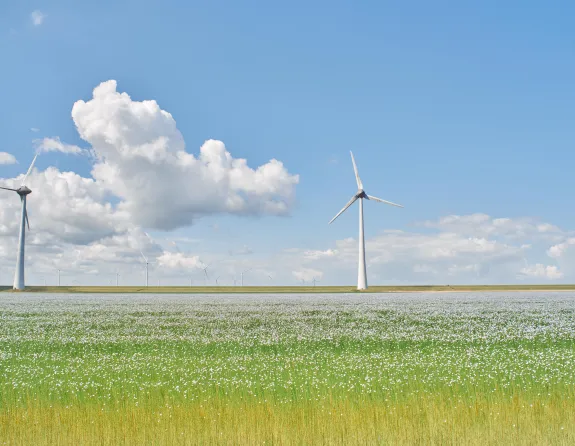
top-left (1, 292), bottom-right (575, 444)
top-left (5, 284), bottom-right (575, 293)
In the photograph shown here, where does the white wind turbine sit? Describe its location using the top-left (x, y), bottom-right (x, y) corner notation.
top-left (140, 250), bottom-right (151, 287)
top-left (0, 154), bottom-right (38, 290)
top-left (137, 231), bottom-right (156, 287)
top-left (197, 261), bottom-right (212, 285)
top-left (329, 151), bottom-right (403, 290)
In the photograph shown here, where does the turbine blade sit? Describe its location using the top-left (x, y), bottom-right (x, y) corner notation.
top-left (0, 186), bottom-right (18, 192)
top-left (22, 154), bottom-right (38, 186)
top-left (350, 151), bottom-right (363, 189)
top-left (139, 250), bottom-right (148, 263)
top-left (25, 208), bottom-right (30, 231)
top-left (329, 195), bottom-right (358, 224)
top-left (366, 195), bottom-right (404, 208)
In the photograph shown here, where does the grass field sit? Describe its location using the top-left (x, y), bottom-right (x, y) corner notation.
top-left (4, 284), bottom-right (575, 293)
top-left (1, 292), bottom-right (575, 444)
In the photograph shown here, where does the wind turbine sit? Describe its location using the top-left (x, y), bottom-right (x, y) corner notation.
top-left (197, 261), bottom-right (212, 285)
top-left (329, 151), bottom-right (403, 290)
top-left (0, 154), bottom-right (38, 290)
top-left (140, 250), bottom-right (150, 287)
top-left (312, 277), bottom-right (320, 287)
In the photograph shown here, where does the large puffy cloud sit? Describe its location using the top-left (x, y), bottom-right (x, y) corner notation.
top-left (71, 80), bottom-right (299, 230)
top-left (0, 80), bottom-right (299, 285)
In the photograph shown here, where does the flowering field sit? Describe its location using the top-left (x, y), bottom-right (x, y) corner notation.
top-left (1, 292), bottom-right (574, 444)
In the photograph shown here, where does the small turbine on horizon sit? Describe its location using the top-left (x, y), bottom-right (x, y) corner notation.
top-left (0, 154), bottom-right (38, 290)
top-left (197, 261), bottom-right (212, 285)
top-left (329, 151), bottom-right (403, 290)
top-left (140, 250), bottom-right (151, 287)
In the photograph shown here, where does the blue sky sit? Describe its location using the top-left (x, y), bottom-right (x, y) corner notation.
top-left (0, 1), bottom-right (574, 285)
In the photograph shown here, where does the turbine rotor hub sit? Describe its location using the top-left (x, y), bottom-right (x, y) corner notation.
top-left (356, 189), bottom-right (367, 198)
top-left (17, 186), bottom-right (32, 196)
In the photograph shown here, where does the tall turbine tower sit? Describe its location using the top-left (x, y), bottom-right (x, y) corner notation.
top-left (329, 151), bottom-right (403, 290)
top-left (0, 155), bottom-right (38, 290)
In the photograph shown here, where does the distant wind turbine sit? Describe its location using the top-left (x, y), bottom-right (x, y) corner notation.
top-left (329, 151), bottom-right (403, 290)
top-left (139, 250), bottom-right (152, 287)
top-left (137, 232), bottom-right (157, 287)
top-left (0, 154), bottom-right (38, 290)
top-left (312, 277), bottom-right (320, 287)
top-left (197, 261), bottom-right (212, 285)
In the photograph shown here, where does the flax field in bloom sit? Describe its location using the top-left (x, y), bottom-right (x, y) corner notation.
top-left (1, 292), bottom-right (574, 445)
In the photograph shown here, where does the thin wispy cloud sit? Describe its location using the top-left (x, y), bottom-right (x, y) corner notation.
top-left (30, 10), bottom-right (45, 26)
top-left (34, 137), bottom-right (83, 155)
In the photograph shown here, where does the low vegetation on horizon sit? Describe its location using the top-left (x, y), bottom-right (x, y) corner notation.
top-left (3, 284), bottom-right (575, 293)
top-left (1, 292), bottom-right (574, 444)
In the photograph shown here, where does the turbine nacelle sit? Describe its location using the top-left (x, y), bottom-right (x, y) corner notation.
top-left (356, 189), bottom-right (368, 199)
top-left (17, 186), bottom-right (32, 196)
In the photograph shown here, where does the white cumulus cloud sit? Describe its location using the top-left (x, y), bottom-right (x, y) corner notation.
top-left (157, 252), bottom-right (203, 270)
top-left (0, 152), bottom-right (17, 165)
top-left (519, 264), bottom-right (563, 280)
top-left (71, 80), bottom-right (299, 230)
top-left (0, 80), bottom-right (300, 286)
top-left (547, 238), bottom-right (575, 258)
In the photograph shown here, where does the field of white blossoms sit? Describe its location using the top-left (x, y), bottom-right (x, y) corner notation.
top-left (1, 292), bottom-right (574, 445)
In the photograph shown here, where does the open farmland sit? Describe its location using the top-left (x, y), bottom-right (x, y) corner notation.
top-left (1, 292), bottom-right (575, 444)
